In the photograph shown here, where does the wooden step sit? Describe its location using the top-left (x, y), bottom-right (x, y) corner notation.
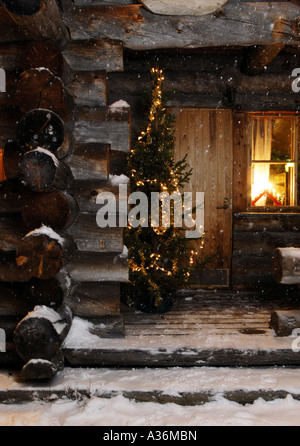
top-left (1, 366), bottom-right (300, 405)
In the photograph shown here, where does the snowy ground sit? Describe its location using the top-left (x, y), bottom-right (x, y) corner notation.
top-left (1, 392), bottom-right (300, 426)
top-left (0, 367), bottom-right (300, 426)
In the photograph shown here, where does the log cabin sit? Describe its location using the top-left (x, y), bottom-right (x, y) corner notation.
top-left (0, 0), bottom-right (300, 380)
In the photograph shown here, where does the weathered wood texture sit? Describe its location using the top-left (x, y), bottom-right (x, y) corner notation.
top-left (0, 7), bottom-right (26, 42)
top-left (64, 143), bottom-right (110, 180)
top-left (241, 43), bottom-right (285, 75)
top-left (68, 71), bottom-right (107, 106)
top-left (17, 68), bottom-right (74, 121)
top-left (1, 0), bottom-right (69, 46)
top-left (64, 3), bottom-right (300, 49)
top-left (16, 229), bottom-right (76, 280)
top-left (3, 141), bottom-right (26, 181)
top-left (270, 309), bottom-right (300, 336)
top-left (64, 290), bottom-right (300, 367)
top-left (0, 213), bottom-right (27, 251)
top-left (20, 353), bottom-right (64, 380)
top-left (273, 247), bottom-right (300, 285)
top-left (26, 271), bottom-right (71, 309)
top-left (65, 212), bottom-right (123, 253)
top-left (66, 252), bottom-right (128, 282)
top-left (18, 148), bottom-right (73, 192)
top-left (14, 304), bottom-right (73, 362)
top-left (0, 182), bottom-right (33, 214)
top-left (62, 39), bottom-right (124, 72)
top-left (16, 109), bottom-right (67, 155)
top-left (0, 251), bottom-right (33, 282)
top-left (69, 179), bottom-right (121, 213)
top-left (232, 213), bottom-right (300, 288)
top-left (22, 191), bottom-right (79, 231)
top-left (72, 106), bottom-right (131, 152)
top-left (67, 282), bottom-right (120, 317)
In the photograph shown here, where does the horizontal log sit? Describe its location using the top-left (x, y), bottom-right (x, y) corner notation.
top-left (1, 0), bottom-right (69, 46)
top-left (0, 108), bottom-right (22, 145)
top-left (22, 190), bottom-right (79, 231)
top-left (18, 148), bottom-right (73, 192)
top-left (273, 247), bottom-right (300, 285)
top-left (108, 69), bottom-right (297, 96)
top-left (0, 213), bottom-right (27, 251)
top-left (16, 109), bottom-right (65, 155)
top-left (62, 39), bottom-right (124, 72)
top-left (233, 213), bottom-right (300, 233)
top-left (66, 251), bottom-right (128, 282)
top-left (233, 232), bottom-right (300, 257)
top-left (68, 71), bottom-right (107, 107)
top-left (64, 143), bottom-right (110, 180)
top-left (20, 352), bottom-right (64, 380)
top-left (64, 3), bottom-right (300, 49)
top-left (14, 304), bottom-right (73, 362)
top-left (3, 141), bottom-right (26, 181)
top-left (16, 227), bottom-right (77, 280)
top-left (0, 7), bottom-right (26, 42)
top-left (25, 271), bottom-right (71, 309)
top-left (270, 310), bottom-right (300, 336)
top-left (0, 316), bottom-right (22, 341)
top-left (72, 106), bottom-right (131, 152)
top-left (0, 251), bottom-right (33, 282)
top-left (17, 68), bottom-right (74, 122)
top-left (69, 179), bottom-right (121, 213)
top-left (21, 41), bottom-right (65, 78)
top-left (241, 43), bottom-right (285, 76)
top-left (0, 71), bottom-right (19, 107)
top-left (67, 282), bottom-right (120, 317)
top-left (0, 181), bottom-right (33, 213)
top-left (0, 283), bottom-right (30, 316)
top-left (65, 212), bottom-right (124, 253)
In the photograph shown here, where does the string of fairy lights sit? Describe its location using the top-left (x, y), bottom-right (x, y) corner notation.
top-left (127, 67), bottom-right (204, 288)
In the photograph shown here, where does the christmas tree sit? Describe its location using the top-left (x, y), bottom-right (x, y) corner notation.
top-left (123, 67), bottom-right (198, 314)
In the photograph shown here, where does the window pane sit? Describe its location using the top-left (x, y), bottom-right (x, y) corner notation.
top-left (252, 117), bottom-right (293, 162)
top-left (251, 162), bottom-right (294, 207)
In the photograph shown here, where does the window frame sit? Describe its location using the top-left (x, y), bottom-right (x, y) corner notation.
top-left (249, 112), bottom-right (300, 212)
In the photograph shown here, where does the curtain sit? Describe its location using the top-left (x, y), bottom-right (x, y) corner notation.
top-left (252, 118), bottom-right (272, 206)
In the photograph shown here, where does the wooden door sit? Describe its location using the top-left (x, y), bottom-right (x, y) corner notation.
top-left (173, 108), bottom-right (233, 287)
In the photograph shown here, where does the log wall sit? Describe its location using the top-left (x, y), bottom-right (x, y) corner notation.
top-left (108, 48), bottom-right (300, 289)
top-left (0, 33), bottom-right (129, 373)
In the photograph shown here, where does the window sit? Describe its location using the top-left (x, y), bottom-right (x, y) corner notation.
top-left (251, 115), bottom-right (299, 207)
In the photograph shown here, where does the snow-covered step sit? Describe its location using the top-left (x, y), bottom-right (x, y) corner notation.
top-left (1, 367), bottom-right (300, 406)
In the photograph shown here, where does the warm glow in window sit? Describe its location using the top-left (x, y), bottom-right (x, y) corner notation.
top-left (251, 116), bottom-right (299, 207)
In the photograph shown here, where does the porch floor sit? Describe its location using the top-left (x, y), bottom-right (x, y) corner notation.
top-left (64, 288), bottom-right (300, 368)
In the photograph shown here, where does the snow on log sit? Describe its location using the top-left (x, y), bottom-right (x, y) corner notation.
top-left (273, 247), bottom-right (300, 285)
top-left (14, 304), bottom-right (73, 362)
top-left (18, 148), bottom-right (73, 192)
top-left (16, 226), bottom-right (76, 280)
top-left (20, 352), bottom-right (64, 381)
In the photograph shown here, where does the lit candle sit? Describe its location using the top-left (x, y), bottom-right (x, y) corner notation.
top-left (277, 193), bottom-right (280, 201)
